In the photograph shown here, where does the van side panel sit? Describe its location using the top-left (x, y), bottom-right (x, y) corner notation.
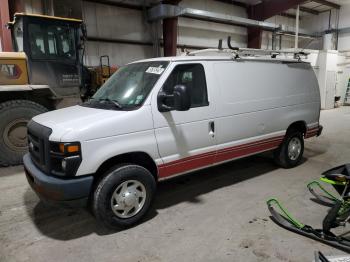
top-left (212, 60), bottom-right (320, 158)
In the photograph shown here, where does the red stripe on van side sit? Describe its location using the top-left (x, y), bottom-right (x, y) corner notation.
top-left (305, 126), bottom-right (319, 138)
top-left (215, 138), bottom-right (283, 164)
top-left (158, 135), bottom-right (284, 178)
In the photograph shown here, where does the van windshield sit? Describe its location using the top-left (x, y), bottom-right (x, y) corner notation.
top-left (84, 61), bottom-right (169, 110)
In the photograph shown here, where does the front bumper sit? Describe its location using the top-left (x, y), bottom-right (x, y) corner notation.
top-left (23, 153), bottom-right (93, 207)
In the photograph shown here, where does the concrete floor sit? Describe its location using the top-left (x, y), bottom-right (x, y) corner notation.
top-left (1, 107), bottom-right (350, 262)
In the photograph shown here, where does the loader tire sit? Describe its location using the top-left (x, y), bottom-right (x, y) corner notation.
top-left (0, 100), bottom-right (48, 166)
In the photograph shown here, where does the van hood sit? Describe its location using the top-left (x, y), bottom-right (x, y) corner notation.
top-left (32, 105), bottom-right (154, 142)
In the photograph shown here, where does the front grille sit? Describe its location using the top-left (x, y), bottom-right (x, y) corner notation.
top-left (27, 120), bottom-right (52, 174)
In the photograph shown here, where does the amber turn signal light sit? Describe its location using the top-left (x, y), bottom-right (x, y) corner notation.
top-left (59, 143), bottom-right (80, 154)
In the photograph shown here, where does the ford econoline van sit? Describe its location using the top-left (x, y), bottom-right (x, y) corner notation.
top-left (24, 53), bottom-right (322, 228)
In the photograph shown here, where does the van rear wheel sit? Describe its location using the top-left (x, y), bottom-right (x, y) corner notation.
top-left (93, 164), bottom-right (156, 229)
top-left (274, 131), bottom-right (304, 168)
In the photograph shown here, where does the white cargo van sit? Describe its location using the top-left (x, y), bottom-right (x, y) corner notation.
top-left (24, 51), bottom-right (322, 228)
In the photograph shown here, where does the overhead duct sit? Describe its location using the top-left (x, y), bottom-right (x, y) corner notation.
top-left (147, 4), bottom-right (321, 38)
top-left (147, 4), bottom-right (280, 31)
top-left (339, 27), bottom-right (350, 34)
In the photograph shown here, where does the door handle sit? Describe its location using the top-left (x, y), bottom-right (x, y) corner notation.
top-left (209, 121), bottom-right (215, 137)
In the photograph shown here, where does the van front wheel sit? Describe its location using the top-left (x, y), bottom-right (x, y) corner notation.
top-left (274, 131), bottom-right (304, 168)
top-left (93, 164), bottom-right (156, 229)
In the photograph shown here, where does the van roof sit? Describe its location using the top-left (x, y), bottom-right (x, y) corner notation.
top-left (133, 55), bottom-right (308, 64)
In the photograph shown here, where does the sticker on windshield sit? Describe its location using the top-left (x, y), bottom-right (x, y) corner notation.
top-left (146, 66), bottom-right (165, 75)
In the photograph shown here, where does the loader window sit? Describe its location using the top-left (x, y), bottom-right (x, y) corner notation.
top-left (28, 23), bottom-right (76, 61)
top-left (13, 21), bottom-right (24, 52)
top-left (29, 24), bottom-right (45, 59)
top-left (48, 31), bottom-right (58, 55)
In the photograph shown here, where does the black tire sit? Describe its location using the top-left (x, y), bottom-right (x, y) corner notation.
top-left (273, 130), bottom-right (304, 168)
top-left (93, 164), bottom-right (156, 229)
top-left (0, 100), bottom-right (48, 166)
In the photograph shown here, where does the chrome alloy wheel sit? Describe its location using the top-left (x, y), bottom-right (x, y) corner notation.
top-left (288, 137), bottom-right (302, 161)
top-left (110, 180), bottom-right (146, 219)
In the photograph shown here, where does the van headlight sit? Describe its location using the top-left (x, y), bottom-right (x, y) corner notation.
top-left (50, 142), bottom-right (82, 177)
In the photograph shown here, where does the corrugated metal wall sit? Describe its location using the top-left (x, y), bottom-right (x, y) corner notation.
top-left (82, 0), bottom-right (248, 67)
top-left (82, 1), bottom-right (153, 67)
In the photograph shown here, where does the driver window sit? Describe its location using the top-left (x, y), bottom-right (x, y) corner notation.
top-left (162, 63), bottom-right (209, 108)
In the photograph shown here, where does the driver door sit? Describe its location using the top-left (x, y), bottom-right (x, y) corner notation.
top-left (151, 62), bottom-right (217, 179)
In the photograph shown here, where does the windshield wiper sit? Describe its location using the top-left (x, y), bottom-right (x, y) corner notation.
top-left (93, 98), bottom-right (123, 109)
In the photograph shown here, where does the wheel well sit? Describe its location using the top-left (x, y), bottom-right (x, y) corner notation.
top-left (95, 152), bottom-right (158, 182)
top-left (287, 121), bottom-right (307, 135)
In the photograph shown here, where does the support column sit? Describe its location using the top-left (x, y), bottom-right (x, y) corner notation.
top-left (294, 5), bottom-right (300, 49)
top-left (9, 0), bottom-right (24, 18)
top-left (0, 0), bottom-right (13, 51)
top-left (162, 0), bottom-right (181, 57)
top-left (163, 17), bottom-right (178, 57)
top-left (247, 5), bottom-right (262, 49)
top-left (247, 27), bottom-right (262, 49)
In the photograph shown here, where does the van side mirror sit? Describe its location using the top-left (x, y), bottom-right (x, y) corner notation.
top-left (173, 85), bottom-right (191, 111)
top-left (157, 85), bottom-right (191, 112)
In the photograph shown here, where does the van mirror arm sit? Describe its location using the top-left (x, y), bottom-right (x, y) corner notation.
top-left (157, 92), bottom-right (174, 112)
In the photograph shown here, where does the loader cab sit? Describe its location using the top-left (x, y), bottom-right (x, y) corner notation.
top-left (9, 13), bottom-right (84, 97)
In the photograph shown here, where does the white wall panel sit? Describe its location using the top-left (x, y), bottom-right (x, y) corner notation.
top-left (24, 0), bottom-right (43, 14)
top-left (84, 41), bottom-right (153, 67)
top-left (83, 2), bottom-right (151, 42)
top-left (338, 3), bottom-right (350, 51)
top-left (177, 0), bottom-right (247, 53)
top-left (180, 0), bottom-right (246, 17)
top-left (82, 1), bottom-right (153, 66)
top-left (178, 17), bottom-right (246, 49)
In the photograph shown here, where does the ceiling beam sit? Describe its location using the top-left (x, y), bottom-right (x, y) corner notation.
top-left (311, 0), bottom-right (340, 9)
top-left (250, 0), bottom-right (309, 21)
top-left (213, 0), bottom-right (248, 8)
top-left (280, 12), bottom-right (302, 19)
top-left (247, 0), bottom-right (308, 48)
top-left (83, 0), bottom-right (143, 10)
top-left (299, 6), bottom-right (319, 15)
top-left (214, 0), bottom-right (319, 15)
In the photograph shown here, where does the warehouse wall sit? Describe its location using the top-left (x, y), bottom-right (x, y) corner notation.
top-left (82, 1), bottom-right (153, 67)
top-left (23, 0), bottom-right (43, 14)
top-left (82, 0), bottom-right (248, 66)
top-left (7, 0), bottom-right (348, 68)
top-left (177, 0), bottom-right (247, 52)
top-left (338, 3), bottom-right (350, 51)
top-left (336, 3), bottom-right (350, 104)
top-left (262, 15), bottom-right (303, 50)
top-left (298, 3), bottom-right (350, 105)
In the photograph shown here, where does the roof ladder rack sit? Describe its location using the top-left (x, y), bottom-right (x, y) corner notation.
top-left (186, 36), bottom-right (309, 60)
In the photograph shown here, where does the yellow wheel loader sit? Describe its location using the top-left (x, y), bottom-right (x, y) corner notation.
top-left (0, 13), bottom-right (113, 166)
